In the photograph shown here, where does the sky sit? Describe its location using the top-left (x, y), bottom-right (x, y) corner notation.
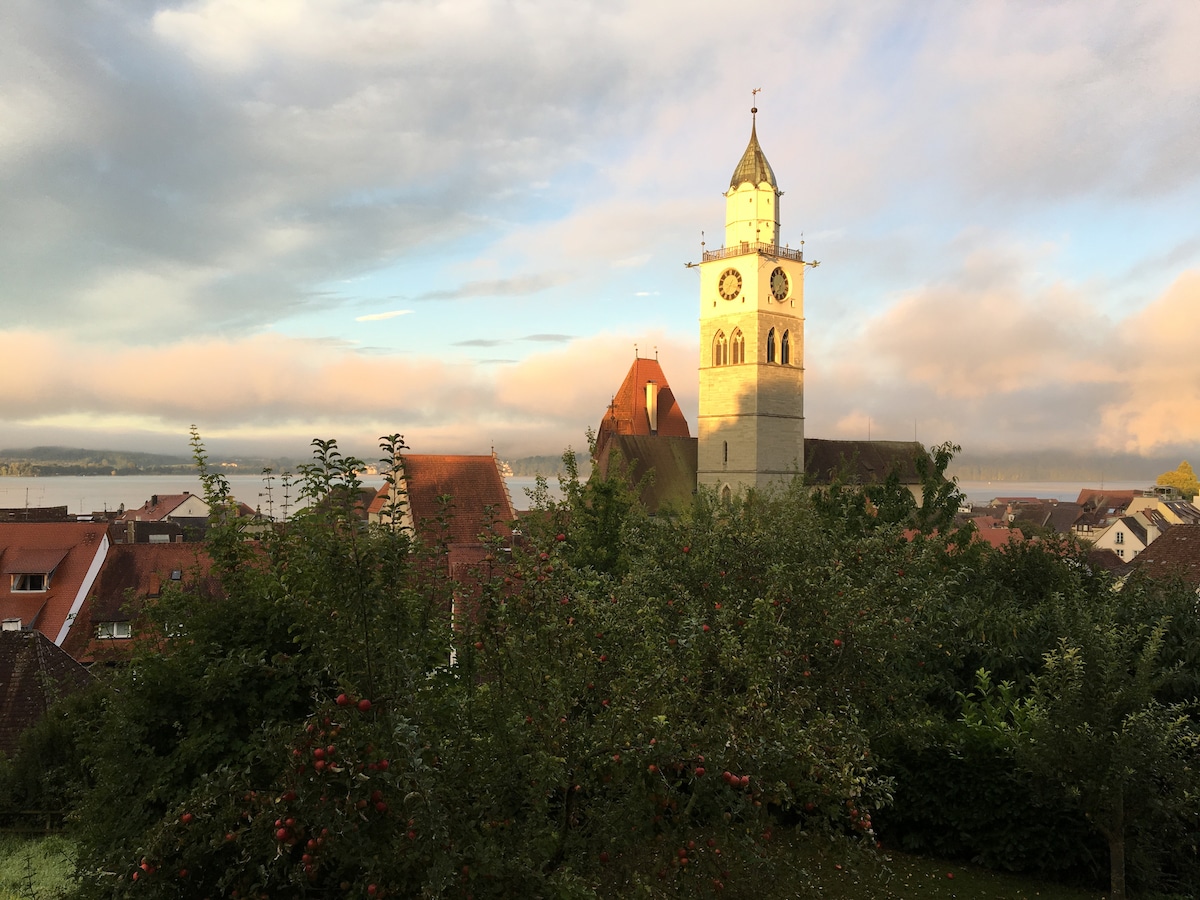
top-left (3, 0), bottom-right (1200, 464)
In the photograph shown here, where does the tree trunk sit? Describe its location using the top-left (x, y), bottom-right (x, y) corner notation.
top-left (1109, 830), bottom-right (1125, 900)
top-left (1106, 791), bottom-right (1126, 900)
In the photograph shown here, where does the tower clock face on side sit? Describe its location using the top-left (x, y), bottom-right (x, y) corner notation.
top-left (770, 266), bottom-right (789, 300)
top-left (718, 268), bottom-right (742, 301)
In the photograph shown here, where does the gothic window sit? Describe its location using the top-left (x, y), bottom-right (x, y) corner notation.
top-left (721, 485), bottom-right (732, 506)
top-left (766, 328), bottom-right (776, 363)
top-left (731, 329), bottom-right (745, 364)
top-left (713, 330), bottom-right (728, 366)
top-left (781, 330), bottom-right (790, 365)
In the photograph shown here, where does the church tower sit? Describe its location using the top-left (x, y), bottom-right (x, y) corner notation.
top-left (697, 108), bottom-right (807, 498)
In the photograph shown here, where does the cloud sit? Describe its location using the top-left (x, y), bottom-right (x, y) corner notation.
top-left (410, 273), bottom-right (572, 303)
top-left (355, 310), bottom-right (412, 321)
top-left (806, 256), bottom-right (1200, 456)
top-left (0, 327), bottom-right (696, 458)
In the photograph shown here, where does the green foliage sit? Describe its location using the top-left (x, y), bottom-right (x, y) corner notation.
top-left (31, 432), bottom-right (1200, 898)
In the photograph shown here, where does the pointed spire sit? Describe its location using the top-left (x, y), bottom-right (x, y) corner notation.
top-left (729, 105), bottom-right (776, 189)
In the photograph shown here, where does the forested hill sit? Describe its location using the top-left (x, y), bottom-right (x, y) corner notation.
top-left (0, 446), bottom-right (194, 476)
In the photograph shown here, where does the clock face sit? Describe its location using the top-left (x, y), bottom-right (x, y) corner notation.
top-left (718, 268), bottom-right (742, 301)
top-left (770, 267), bottom-right (789, 300)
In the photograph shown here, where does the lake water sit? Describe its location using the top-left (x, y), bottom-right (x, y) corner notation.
top-left (0, 474), bottom-right (1155, 518)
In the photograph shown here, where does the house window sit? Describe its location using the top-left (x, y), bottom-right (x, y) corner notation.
top-left (96, 622), bottom-right (133, 639)
top-left (1115, 532), bottom-right (1124, 544)
top-left (730, 328), bottom-right (745, 364)
top-left (1116, 548), bottom-right (1124, 558)
top-left (11, 573), bottom-right (47, 592)
top-left (767, 328), bottom-right (776, 363)
top-left (781, 330), bottom-right (790, 365)
top-left (713, 330), bottom-right (728, 366)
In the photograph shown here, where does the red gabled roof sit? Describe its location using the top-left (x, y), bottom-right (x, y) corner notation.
top-left (0, 523), bottom-right (109, 646)
top-left (118, 493), bottom-right (195, 522)
top-left (1127, 523), bottom-right (1200, 588)
top-left (62, 542), bottom-right (217, 664)
top-left (372, 455), bottom-right (515, 545)
top-left (1075, 489), bottom-right (1137, 509)
top-left (596, 357), bottom-right (691, 450)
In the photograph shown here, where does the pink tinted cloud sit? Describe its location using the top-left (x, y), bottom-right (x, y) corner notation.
top-left (0, 328), bottom-right (698, 458)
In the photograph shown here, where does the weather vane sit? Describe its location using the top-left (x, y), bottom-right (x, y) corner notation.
top-left (751, 87), bottom-right (760, 115)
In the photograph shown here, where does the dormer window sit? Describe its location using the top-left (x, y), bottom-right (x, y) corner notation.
top-left (96, 622), bottom-right (133, 639)
top-left (11, 573), bottom-right (47, 592)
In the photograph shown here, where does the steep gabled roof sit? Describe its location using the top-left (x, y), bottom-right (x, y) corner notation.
top-left (0, 630), bottom-right (92, 755)
top-left (372, 455), bottom-right (515, 546)
top-left (596, 357), bottom-right (691, 454)
top-left (0, 523), bottom-right (109, 645)
top-left (62, 542), bottom-right (217, 664)
top-left (593, 434), bottom-right (698, 514)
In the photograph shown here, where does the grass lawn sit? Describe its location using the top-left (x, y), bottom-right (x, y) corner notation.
top-left (0, 835), bottom-right (76, 900)
top-left (0, 831), bottom-right (1108, 899)
top-left (594, 829), bottom-right (1108, 899)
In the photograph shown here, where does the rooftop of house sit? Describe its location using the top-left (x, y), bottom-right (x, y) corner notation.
top-left (1075, 489), bottom-right (1137, 509)
top-left (0, 522), bottom-right (109, 645)
top-left (596, 356), bottom-right (692, 450)
top-left (1127, 523), bottom-right (1200, 588)
top-left (0, 628), bottom-right (92, 755)
top-left (61, 542), bottom-right (217, 664)
top-left (370, 455), bottom-right (515, 545)
top-left (118, 492), bottom-right (198, 522)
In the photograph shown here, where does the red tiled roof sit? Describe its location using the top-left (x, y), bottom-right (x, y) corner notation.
top-left (62, 542), bottom-right (217, 663)
top-left (596, 357), bottom-right (692, 448)
top-left (0, 630), bottom-right (92, 755)
top-left (0, 523), bottom-right (109, 646)
top-left (118, 493), bottom-right (195, 522)
top-left (1, 547), bottom-right (69, 575)
top-left (373, 455), bottom-right (515, 545)
top-left (1075, 489), bottom-right (1137, 508)
top-left (1127, 523), bottom-right (1200, 588)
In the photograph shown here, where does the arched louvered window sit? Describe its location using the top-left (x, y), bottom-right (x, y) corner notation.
top-left (781, 330), bottom-right (790, 365)
top-left (731, 329), bottom-right (745, 364)
top-left (713, 330), bottom-right (728, 366)
top-left (721, 484), bottom-right (732, 506)
top-left (766, 328), bottom-right (776, 363)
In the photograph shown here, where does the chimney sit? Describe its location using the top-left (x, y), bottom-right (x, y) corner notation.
top-left (645, 381), bottom-right (659, 434)
top-left (151, 494), bottom-right (158, 508)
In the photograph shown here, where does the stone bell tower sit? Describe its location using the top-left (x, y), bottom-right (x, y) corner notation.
top-left (697, 106), bottom-right (808, 498)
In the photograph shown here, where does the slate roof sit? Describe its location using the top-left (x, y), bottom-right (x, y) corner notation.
top-left (803, 439), bottom-right (927, 486)
top-left (369, 455), bottom-right (515, 545)
top-left (0, 629), bottom-right (92, 755)
top-left (1126, 523), bottom-right (1200, 588)
top-left (61, 542), bottom-right (217, 664)
top-left (596, 357), bottom-right (691, 448)
top-left (729, 118), bottom-right (777, 189)
top-left (593, 434), bottom-right (699, 514)
top-left (0, 523), bottom-right (109, 646)
top-left (1046, 502), bottom-right (1084, 534)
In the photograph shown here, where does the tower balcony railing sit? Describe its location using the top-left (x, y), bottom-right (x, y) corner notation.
top-left (702, 242), bottom-right (805, 264)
